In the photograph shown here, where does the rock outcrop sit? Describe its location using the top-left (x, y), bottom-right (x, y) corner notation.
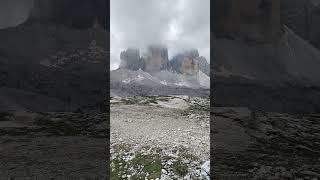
top-left (196, 56), bottom-right (210, 76)
top-left (141, 45), bottom-right (170, 73)
top-left (213, 0), bottom-right (320, 113)
top-left (170, 49), bottom-right (200, 75)
top-left (0, 0), bottom-right (33, 29)
top-left (213, 0), bottom-right (281, 43)
top-left (170, 49), bottom-right (209, 76)
top-left (119, 48), bottom-right (142, 71)
top-left (0, 0), bottom-right (108, 30)
top-left (118, 47), bottom-right (209, 76)
top-left (280, 0), bottom-right (320, 49)
top-left (30, 0), bottom-right (108, 29)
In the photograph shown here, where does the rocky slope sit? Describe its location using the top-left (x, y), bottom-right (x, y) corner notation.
top-left (213, 1), bottom-right (320, 179)
top-left (113, 46), bottom-right (210, 97)
top-left (0, 13), bottom-right (109, 178)
top-left (213, 0), bottom-right (281, 43)
top-left (110, 69), bottom-right (210, 97)
top-left (0, 22), bottom-right (108, 112)
top-left (213, 14), bottom-right (320, 113)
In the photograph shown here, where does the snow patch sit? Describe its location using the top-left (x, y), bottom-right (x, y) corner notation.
top-left (201, 161), bottom-right (210, 179)
top-left (198, 71), bottom-right (210, 88)
top-left (112, 69), bottom-right (211, 89)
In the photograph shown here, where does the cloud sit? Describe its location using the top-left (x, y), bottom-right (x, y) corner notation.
top-left (111, 0), bottom-right (210, 70)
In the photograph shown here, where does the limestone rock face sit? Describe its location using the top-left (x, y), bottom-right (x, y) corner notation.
top-left (281, 0), bottom-right (320, 49)
top-left (196, 56), bottom-right (210, 76)
top-left (170, 49), bottom-right (200, 75)
top-left (142, 45), bottom-right (169, 73)
top-left (213, 0), bottom-right (281, 43)
top-left (0, 0), bottom-right (34, 29)
top-left (119, 48), bottom-right (142, 71)
top-left (117, 47), bottom-right (209, 76)
top-left (29, 0), bottom-right (108, 29)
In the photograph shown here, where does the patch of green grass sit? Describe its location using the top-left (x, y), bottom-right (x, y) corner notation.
top-left (110, 143), bottom-right (203, 179)
top-left (180, 152), bottom-right (199, 162)
top-left (120, 97), bottom-right (140, 105)
top-left (111, 155), bottom-right (129, 180)
top-left (111, 144), bottom-right (163, 179)
top-left (131, 153), bottom-right (162, 179)
top-left (113, 96), bottom-right (177, 106)
top-left (156, 96), bottom-right (172, 102)
top-left (190, 104), bottom-right (210, 112)
top-left (139, 96), bottom-right (158, 105)
top-left (180, 103), bottom-right (210, 116)
top-left (172, 160), bottom-right (188, 177)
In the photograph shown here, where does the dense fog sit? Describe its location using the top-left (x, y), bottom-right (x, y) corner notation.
top-left (110, 0), bottom-right (210, 70)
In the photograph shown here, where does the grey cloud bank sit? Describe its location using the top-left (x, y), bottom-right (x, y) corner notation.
top-left (111, 0), bottom-right (210, 70)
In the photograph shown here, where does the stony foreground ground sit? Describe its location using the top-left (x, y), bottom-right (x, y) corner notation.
top-left (2, 96), bottom-right (318, 179)
top-left (0, 111), bottom-right (108, 179)
top-left (212, 107), bottom-right (320, 179)
top-left (110, 96), bottom-right (210, 180)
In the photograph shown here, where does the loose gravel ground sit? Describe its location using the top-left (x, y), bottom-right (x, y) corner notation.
top-left (212, 107), bottom-right (320, 179)
top-left (110, 96), bottom-right (210, 179)
top-left (0, 112), bottom-right (108, 179)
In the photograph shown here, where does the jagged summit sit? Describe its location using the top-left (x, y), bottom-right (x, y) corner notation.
top-left (111, 45), bottom-right (210, 96)
top-left (118, 45), bottom-right (210, 76)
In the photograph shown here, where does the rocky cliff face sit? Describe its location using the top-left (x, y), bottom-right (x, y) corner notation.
top-left (196, 56), bottom-right (210, 76)
top-left (170, 49), bottom-right (209, 76)
top-left (142, 45), bottom-right (170, 73)
top-left (213, 0), bottom-right (320, 113)
top-left (0, 0), bottom-right (108, 30)
top-left (30, 0), bottom-right (108, 29)
top-left (0, 0), bottom-right (34, 29)
top-left (0, 2), bottom-right (108, 112)
top-left (213, 0), bottom-right (320, 85)
top-left (170, 49), bottom-right (200, 75)
top-left (214, 0), bottom-right (281, 43)
top-left (213, 0), bottom-right (320, 49)
top-left (281, 0), bottom-right (320, 49)
top-left (119, 48), bottom-right (142, 71)
top-left (118, 47), bottom-right (209, 76)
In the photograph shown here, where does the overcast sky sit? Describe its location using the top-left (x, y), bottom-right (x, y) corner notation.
top-left (110, 0), bottom-right (210, 70)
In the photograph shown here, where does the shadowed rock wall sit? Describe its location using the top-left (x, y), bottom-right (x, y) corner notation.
top-left (0, 0), bottom-right (108, 30)
top-left (213, 0), bottom-right (281, 43)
